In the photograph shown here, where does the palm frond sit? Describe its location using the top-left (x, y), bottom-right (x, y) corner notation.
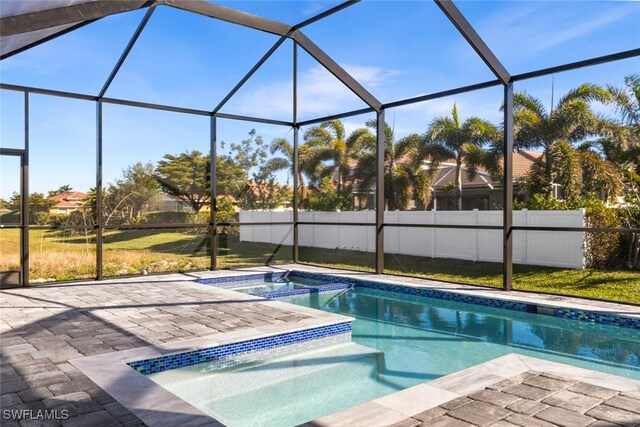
top-left (557, 83), bottom-right (610, 108)
top-left (513, 91), bottom-right (547, 118)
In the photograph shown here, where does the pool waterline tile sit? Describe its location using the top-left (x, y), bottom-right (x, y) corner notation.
top-left (195, 269), bottom-right (640, 330)
top-left (128, 322), bottom-right (352, 376)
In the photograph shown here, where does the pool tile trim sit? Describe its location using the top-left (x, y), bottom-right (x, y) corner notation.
top-left (128, 322), bottom-right (352, 375)
top-left (195, 270), bottom-right (640, 330)
top-left (248, 282), bottom-right (354, 299)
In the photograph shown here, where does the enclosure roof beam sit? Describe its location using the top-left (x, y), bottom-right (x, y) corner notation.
top-left (98, 4), bottom-right (157, 98)
top-left (511, 48), bottom-right (640, 82)
top-left (159, 0), bottom-right (291, 36)
top-left (0, 20), bottom-right (96, 61)
top-left (212, 35), bottom-right (288, 114)
top-left (292, 0), bottom-right (361, 30)
top-left (0, 0), bottom-right (154, 37)
top-left (292, 30), bottom-right (382, 111)
top-left (214, 112), bottom-right (293, 127)
top-left (434, 0), bottom-right (511, 84)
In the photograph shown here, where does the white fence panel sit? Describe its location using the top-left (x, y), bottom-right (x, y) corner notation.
top-left (239, 209), bottom-right (585, 269)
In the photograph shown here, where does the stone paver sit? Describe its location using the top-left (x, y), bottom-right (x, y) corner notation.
top-left (568, 382), bottom-right (619, 400)
top-left (506, 399), bottom-right (548, 416)
top-left (1, 272), bottom-right (311, 426)
top-left (586, 404), bottom-right (640, 425)
top-left (428, 415), bottom-right (473, 427)
top-left (523, 375), bottom-right (575, 391)
top-left (534, 406), bottom-right (595, 427)
top-left (503, 384), bottom-right (557, 401)
top-left (603, 395), bottom-right (640, 414)
top-left (469, 389), bottom-right (521, 407)
top-left (505, 413), bottom-right (557, 427)
top-left (400, 371), bottom-right (640, 427)
top-left (447, 400), bottom-right (511, 425)
top-left (542, 390), bottom-right (602, 413)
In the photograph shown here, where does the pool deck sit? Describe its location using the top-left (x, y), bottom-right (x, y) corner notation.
top-left (1, 264), bottom-right (639, 426)
top-left (307, 354), bottom-right (640, 427)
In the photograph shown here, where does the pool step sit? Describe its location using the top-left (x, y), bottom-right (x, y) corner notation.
top-left (151, 342), bottom-right (384, 404)
top-left (250, 282), bottom-right (353, 299)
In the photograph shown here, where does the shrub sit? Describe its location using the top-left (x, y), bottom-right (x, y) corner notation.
top-left (516, 195), bottom-right (623, 269)
top-left (583, 200), bottom-right (621, 268)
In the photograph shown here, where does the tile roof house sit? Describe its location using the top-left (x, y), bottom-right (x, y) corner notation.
top-left (48, 191), bottom-right (88, 214)
top-left (349, 150), bottom-right (543, 210)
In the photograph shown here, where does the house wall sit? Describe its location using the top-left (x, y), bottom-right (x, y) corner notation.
top-left (239, 209), bottom-right (586, 269)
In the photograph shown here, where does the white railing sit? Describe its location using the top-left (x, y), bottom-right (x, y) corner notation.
top-left (239, 209), bottom-right (585, 269)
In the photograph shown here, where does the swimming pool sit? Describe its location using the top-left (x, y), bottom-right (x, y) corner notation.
top-left (144, 271), bottom-right (640, 426)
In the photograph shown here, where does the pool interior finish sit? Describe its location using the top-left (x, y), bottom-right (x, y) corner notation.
top-left (228, 276), bottom-right (327, 295)
top-left (149, 275), bottom-right (640, 427)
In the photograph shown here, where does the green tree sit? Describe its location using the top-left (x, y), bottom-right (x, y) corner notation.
top-left (156, 150), bottom-right (211, 213)
top-left (306, 177), bottom-right (352, 211)
top-left (303, 120), bottom-right (354, 193)
top-left (351, 120), bottom-right (429, 210)
top-left (513, 83), bottom-right (622, 201)
top-left (266, 137), bottom-right (316, 202)
top-left (401, 104), bottom-right (500, 210)
top-left (115, 162), bottom-right (162, 219)
top-left (606, 74), bottom-right (640, 203)
top-left (47, 184), bottom-right (72, 197)
top-left (226, 130), bottom-right (291, 210)
top-left (7, 192), bottom-right (56, 224)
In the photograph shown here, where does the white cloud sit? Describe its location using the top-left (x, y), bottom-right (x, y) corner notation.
top-left (472, 2), bottom-right (640, 60)
top-left (226, 63), bottom-right (398, 119)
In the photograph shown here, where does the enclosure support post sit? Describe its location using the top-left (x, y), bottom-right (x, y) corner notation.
top-left (375, 109), bottom-right (385, 274)
top-left (21, 92), bottom-right (29, 286)
top-left (503, 83), bottom-right (514, 291)
top-left (210, 115), bottom-right (218, 270)
top-left (292, 41), bottom-right (299, 263)
top-left (293, 127), bottom-right (299, 263)
top-left (96, 100), bottom-right (103, 280)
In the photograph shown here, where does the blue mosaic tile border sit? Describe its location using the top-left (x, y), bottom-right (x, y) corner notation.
top-left (196, 271), bottom-right (288, 286)
top-left (128, 322), bottom-right (352, 376)
top-left (194, 271), bottom-right (640, 330)
top-left (287, 271), bottom-right (537, 313)
top-left (287, 271), bottom-right (640, 329)
top-left (554, 308), bottom-right (640, 330)
top-left (250, 282), bottom-right (353, 299)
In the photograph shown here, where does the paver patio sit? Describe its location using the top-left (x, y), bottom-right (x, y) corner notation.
top-left (396, 371), bottom-right (640, 427)
top-left (0, 271), bottom-right (309, 426)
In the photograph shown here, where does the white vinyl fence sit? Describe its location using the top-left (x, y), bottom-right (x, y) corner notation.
top-left (239, 209), bottom-right (586, 269)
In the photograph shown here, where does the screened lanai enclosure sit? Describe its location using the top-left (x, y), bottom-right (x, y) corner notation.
top-left (1, 0), bottom-right (639, 302)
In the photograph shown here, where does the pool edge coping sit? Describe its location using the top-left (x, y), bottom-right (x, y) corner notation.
top-left (306, 353), bottom-right (640, 427)
top-left (69, 285), bottom-right (354, 427)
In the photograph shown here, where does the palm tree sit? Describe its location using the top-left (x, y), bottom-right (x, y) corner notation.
top-left (302, 120), bottom-right (357, 193)
top-left (266, 138), bottom-right (321, 200)
top-left (605, 74), bottom-right (640, 195)
top-left (351, 120), bottom-right (429, 210)
top-left (401, 104), bottom-right (500, 210)
top-left (513, 83), bottom-right (622, 201)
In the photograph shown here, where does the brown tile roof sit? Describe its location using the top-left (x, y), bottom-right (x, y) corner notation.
top-left (49, 191), bottom-right (88, 208)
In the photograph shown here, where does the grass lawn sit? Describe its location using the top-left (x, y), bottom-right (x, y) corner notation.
top-left (1, 228), bottom-right (638, 304)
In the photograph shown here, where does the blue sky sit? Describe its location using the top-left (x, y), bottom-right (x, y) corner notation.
top-left (1, 0), bottom-right (639, 199)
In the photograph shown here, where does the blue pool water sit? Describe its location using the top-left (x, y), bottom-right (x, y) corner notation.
top-left (150, 279), bottom-right (640, 426)
top-left (283, 286), bottom-right (640, 382)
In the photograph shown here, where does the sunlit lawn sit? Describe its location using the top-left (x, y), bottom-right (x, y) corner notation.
top-left (1, 229), bottom-right (638, 303)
